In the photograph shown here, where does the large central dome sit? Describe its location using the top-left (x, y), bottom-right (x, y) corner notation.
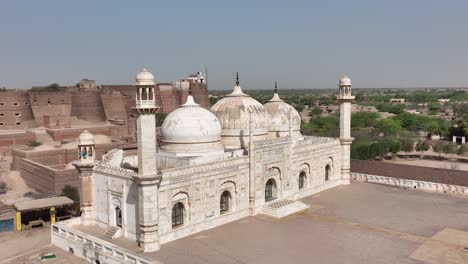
top-left (160, 95), bottom-right (224, 156)
top-left (210, 84), bottom-right (270, 149)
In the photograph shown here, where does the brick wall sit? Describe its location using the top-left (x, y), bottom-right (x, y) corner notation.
top-left (0, 132), bottom-right (36, 147)
top-left (18, 158), bottom-right (80, 194)
top-left (351, 159), bottom-right (468, 187)
top-left (0, 91), bottom-right (35, 129)
top-left (46, 126), bottom-right (112, 141)
top-left (70, 90), bottom-right (106, 121)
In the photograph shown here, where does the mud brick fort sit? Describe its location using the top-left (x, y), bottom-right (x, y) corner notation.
top-left (0, 71), bottom-right (209, 197)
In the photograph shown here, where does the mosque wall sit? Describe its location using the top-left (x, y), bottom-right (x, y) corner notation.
top-left (157, 156), bottom-right (250, 244)
top-left (92, 173), bottom-right (140, 241)
top-left (251, 136), bottom-right (344, 213)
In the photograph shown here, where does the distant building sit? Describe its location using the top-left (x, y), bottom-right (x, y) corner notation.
top-left (438, 99), bottom-right (450, 103)
top-left (390, 98), bottom-right (405, 103)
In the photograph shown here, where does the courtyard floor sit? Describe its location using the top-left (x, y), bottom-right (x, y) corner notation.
top-left (148, 182), bottom-right (468, 264)
top-left (2, 182), bottom-right (468, 263)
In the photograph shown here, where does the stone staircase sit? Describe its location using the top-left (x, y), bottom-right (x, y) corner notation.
top-left (261, 199), bottom-right (309, 218)
top-left (103, 226), bottom-right (120, 240)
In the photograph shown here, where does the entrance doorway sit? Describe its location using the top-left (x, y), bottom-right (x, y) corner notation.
top-left (265, 179), bottom-right (277, 201)
top-left (115, 207), bottom-right (122, 227)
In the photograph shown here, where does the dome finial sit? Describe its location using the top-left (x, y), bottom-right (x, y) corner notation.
top-left (236, 72), bottom-right (240, 86)
top-left (274, 81), bottom-right (278, 93)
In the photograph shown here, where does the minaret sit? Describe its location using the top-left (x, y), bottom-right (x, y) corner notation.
top-left (73, 130), bottom-right (96, 225)
top-left (133, 68), bottom-right (161, 252)
top-left (337, 75), bottom-right (355, 183)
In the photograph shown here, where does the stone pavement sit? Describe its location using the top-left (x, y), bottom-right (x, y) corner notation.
top-left (3, 182), bottom-right (468, 263)
top-left (146, 182), bottom-right (468, 264)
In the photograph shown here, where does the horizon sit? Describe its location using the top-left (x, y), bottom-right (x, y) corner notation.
top-left (1, 1), bottom-right (467, 89)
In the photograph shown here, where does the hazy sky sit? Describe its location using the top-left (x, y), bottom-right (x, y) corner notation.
top-left (1, 0), bottom-right (467, 90)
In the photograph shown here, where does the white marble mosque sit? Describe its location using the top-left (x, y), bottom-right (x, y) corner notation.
top-left (52, 69), bottom-right (355, 263)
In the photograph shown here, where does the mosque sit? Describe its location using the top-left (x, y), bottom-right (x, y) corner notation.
top-left (52, 69), bottom-right (355, 263)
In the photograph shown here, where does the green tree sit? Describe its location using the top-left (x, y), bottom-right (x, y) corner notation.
top-left (415, 140), bottom-right (430, 156)
top-left (443, 142), bottom-right (457, 158)
top-left (369, 141), bottom-right (387, 160)
top-left (427, 102), bottom-right (442, 113)
top-left (309, 106), bottom-right (323, 117)
top-left (62, 185), bottom-right (80, 202)
top-left (351, 112), bottom-right (380, 128)
top-left (375, 119), bottom-right (402, 136)
top-left (209, 96), bottom-right (219, 105)
top-left (457, 144), bottom-right (467, 156)
top-left (385, 137), bottom-right (401, 159)
top-left (400, 138), bottom-right (415, 158)
top-left (351, 142), bottom-right (372, 160)
top-left (432, 141), bottom-right (445, 158)
top-left (155, 113), bottom-right (168, 127)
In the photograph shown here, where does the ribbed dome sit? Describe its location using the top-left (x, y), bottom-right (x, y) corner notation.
top-left (78, 130), bottom-right (95, 145)
top-left (135, 68), bottom-right (155, 86)
top-left (339, 75), bottom-right (351, 86)
top-left (160, 95), bottom-right (224, 156)
top-left (210, 85), bottom-right (270, 149)
top-left (264, 93), bottom-right (301, 137)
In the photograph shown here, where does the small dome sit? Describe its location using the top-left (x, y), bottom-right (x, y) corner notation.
top-left (161, 95), bottom-right (223, 154)
top-left (339, 75), bottom-right (351, 86)
top-left (78, 130), bottom-right (95, 145)
top-left (135, 68), bottom-right (155, 86)
top-left (264, 93), bottom-right (301, 136)
top-left (210, 85), bottom-right (270, 149)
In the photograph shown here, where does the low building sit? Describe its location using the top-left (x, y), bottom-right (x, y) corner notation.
top-left (390, 98), bottom-right (405, 103)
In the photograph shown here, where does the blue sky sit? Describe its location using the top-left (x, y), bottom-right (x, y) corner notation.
top-left (1, 0), bottom-right (467, 89)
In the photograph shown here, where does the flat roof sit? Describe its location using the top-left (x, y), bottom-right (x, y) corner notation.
top-left (14, 196), bottom-right (74, 212)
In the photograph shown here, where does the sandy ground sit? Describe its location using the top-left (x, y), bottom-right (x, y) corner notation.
top-left (0, 227), bottom-right (85, 264)
top-left (0, 155), bottom-right (35, 205)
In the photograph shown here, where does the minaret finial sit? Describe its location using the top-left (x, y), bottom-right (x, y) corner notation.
top-left (274, 81), bottom-right (278, 93)
top-left (236, 72), bottom-right (239, 86)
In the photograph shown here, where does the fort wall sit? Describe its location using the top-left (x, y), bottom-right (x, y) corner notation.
top-left (70, 90), bottom-right (106, 122)
top-left (46, 126), bottom-right (113, 141)
top-left (0, 91), bottom-right (35, 129)
top-left (28, 91), bottom-right (72, 125)
top-left (0, 131), bottom-right (36, 147)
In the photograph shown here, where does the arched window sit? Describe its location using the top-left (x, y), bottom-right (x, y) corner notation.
top-left (220, 191), bottom-right (231, 214)
top-left (325, 164), bottom-right (331, 181)
top-left (299, 171), bottom-right (306, 189)
top-left (115, 207), bottom-right (122, 227)
top-left (265, 179), bottom-right (277, 201)
top-left (172, 202), bottom-right (184, 227)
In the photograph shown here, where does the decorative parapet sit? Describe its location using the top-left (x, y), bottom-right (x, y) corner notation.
top-left (293, 136), bottom-right (340, 152)
top-left (351, 172), bottom-right (468, 197)
top-left (52, 220), bottom-right (159, 264)
top-left (94, 163), bottom-right (137, 178)
top-left (161, 156), bottom-right (249, 178)
top-left (254, 137), bottom-right (291, 149)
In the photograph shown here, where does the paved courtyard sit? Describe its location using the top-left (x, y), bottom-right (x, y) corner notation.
top-left (2, 182), bottom-right (468, 263)
top-left (148, 182), bottom-right (468, 264)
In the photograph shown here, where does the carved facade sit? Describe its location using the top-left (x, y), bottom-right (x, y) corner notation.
top-left (52, 71), bottom-right (354, 263)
